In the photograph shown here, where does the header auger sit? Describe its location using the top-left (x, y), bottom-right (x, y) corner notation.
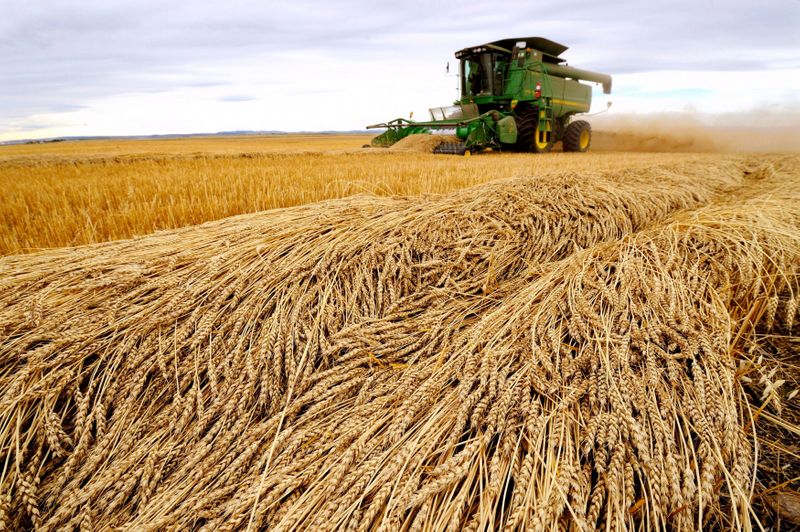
top-left (367, 37), bottom-right (612, 155)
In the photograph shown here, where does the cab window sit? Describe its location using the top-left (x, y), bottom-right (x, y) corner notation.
top-left (463, 59), bottom-right (482, 97)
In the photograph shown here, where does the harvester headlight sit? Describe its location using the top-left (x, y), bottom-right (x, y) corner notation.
top-left (535, 82), bottom-right (542, 99)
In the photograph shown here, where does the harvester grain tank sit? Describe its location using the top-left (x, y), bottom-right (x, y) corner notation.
top-left (367, 37), bottom-right (612, 154)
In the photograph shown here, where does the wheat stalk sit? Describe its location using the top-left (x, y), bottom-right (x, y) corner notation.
top-left (0, 156), bottom-right (798, 529)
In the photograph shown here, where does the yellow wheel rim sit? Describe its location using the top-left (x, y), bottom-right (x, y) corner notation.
top-left (534, 127), bottom-right (551, 151)
top-left (579, 129), bottom-right (590, 150)
top-left (463, 149), bottom-right (471, 158)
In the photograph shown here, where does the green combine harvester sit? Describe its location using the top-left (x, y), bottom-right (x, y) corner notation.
top-left (367, 37), bottom-right (612, 155)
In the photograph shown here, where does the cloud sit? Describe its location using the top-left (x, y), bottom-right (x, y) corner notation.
top-left (218, 95), bottom-right (257, 102)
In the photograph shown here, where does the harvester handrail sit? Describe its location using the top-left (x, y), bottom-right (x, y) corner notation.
top-left (366, 118), bottom-right (415, 130)
top-left (368, 112), bottom-right (498, 130)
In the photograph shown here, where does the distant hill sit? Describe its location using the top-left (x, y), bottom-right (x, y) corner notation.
top-left (0, 130), bottom-right (374, 146)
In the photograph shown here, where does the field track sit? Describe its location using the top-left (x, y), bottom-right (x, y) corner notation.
top-left (1, 154), bottom-right (799, 529)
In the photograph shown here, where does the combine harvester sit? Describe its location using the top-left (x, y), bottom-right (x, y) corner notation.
top-left (367, 37), bottom-right (612, 155)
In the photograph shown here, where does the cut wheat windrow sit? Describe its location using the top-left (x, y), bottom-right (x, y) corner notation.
top-left (0, 156), bottom-right (798, 530)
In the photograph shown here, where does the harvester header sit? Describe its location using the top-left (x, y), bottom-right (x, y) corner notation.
top-left (367, 36), bottom-right (612, 155)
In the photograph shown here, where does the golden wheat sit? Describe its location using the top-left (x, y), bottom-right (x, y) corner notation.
top-left (1, 154), bottom-right (798, 529)
top-left (0, 134), bottom-right (724, 255)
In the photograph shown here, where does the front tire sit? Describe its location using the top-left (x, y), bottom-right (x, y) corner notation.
top-left (512, 103), bottom-right (553, 153)
top-left (563, 120), bottom-right (592, 152)
top-left (532, 121), bottom-right (554, 153)
top-left (512, 103), bottom-right (535, 152)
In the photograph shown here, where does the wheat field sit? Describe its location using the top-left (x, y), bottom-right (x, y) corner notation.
top-left (0, 135), bottom-right (719, 255)
top-left (1, 135), bottom-right (799, 530)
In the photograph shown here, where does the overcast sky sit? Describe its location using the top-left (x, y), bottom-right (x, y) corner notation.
top-left (1, 0), bottom-right (799, 140)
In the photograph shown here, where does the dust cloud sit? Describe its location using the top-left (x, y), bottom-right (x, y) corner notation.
top-left (589, 109), bottom-right (800, 153)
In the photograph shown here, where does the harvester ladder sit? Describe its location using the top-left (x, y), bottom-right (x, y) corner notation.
top-left (537, 100), bottom-right (553, 145)
top-left (534, 62), bottom-right (554, 145)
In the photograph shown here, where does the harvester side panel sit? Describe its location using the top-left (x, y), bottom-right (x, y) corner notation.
top-left (553, 78), bottom-right (591, 114)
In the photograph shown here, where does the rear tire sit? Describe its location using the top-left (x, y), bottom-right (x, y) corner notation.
top-left (563, 120), bottom-right (592, 152)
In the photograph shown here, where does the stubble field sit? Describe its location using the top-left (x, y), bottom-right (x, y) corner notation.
top-left (1, 134), bottom-right (798, 530)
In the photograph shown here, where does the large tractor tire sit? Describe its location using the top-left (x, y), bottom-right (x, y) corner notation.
top-left (512, 104), bottom-right (553, 153)
top-left (563, 120), bottom-right (592, 152)
top-left (511, 104), bottom-right (535, 152)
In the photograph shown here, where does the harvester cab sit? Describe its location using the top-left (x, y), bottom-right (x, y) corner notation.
top-left (367, 37), bottom-right (612, 155)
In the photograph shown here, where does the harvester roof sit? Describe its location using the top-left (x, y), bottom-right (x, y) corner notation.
top-left (455, 37), bottom-right (568, 61)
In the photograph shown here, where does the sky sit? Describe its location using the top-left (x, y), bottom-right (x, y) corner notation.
top-left (1, 0), bottom-right (799, 141)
